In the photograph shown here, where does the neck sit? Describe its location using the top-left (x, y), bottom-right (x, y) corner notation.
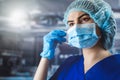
top-left (82, 45), bottom-right (111, 73)
top-left (82, 45), bottom-right (111, 63)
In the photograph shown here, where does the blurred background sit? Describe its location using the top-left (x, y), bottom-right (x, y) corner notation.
top-left (0, 0), bottom-right (119, 80)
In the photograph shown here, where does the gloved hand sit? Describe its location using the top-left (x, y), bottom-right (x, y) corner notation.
top-left (40, 30), bottom-right (66, 60)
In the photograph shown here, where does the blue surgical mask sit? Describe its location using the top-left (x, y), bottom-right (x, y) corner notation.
top-left (67, 23), bottom-right (100, 48)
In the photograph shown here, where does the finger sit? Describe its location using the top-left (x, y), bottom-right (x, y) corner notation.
top-left (53, 37), bottom-right (66, 43)
top-left (50, 30), bottom-right (66, 37)
top-left (57, 30), bottom-right (66, 37)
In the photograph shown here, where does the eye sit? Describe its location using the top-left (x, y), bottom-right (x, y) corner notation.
top-left (68, 23), bottom-right (74, 27)
top-left (79, 15), bottom-right (91, 24)
top-left (82, 17), bottom-right (90, 22)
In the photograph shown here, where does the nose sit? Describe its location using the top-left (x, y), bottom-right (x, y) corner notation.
top-left (74, 19), bottom-right (80, 25)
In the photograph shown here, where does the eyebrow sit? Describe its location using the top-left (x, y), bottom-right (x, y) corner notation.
top-left (67, 13), bottom-right (89, 24)
top-left (78, 13), bottom-right (89, 20)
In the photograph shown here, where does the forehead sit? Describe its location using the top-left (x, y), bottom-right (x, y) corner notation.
top-left (68, 11), bottom-right (87, 20)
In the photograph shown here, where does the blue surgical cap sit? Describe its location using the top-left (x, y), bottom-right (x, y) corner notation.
top-left (63, 0), bottom-right (117, 50)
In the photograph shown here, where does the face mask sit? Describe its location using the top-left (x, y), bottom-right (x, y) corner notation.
top-left (67, 23), bottom-right (100, 48)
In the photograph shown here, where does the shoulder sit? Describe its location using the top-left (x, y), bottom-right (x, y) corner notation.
top-left (49, 55), bottom-right (83, 80)
top-left (58, 55), bottom-right (83, 68)
top-left (58, 55), bottom-right (83, 69)
top-left (112, 54), bottom-right (120, 67)
top-left (63, 55), bottom-right (83, 63)
top-left (101, 54), bottom-right (120, 67)
top-left (101, 54), bottom-right (120, 75)
top-left (110, 54), bottom-right (120, 63)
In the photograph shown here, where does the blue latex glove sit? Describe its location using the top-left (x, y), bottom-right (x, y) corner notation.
top-left (40, 30), bottom-right (66, 60)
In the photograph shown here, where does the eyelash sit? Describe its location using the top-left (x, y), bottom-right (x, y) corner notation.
top-left (68, 16), bottom-right (91, 27)
top-left (81, 17), bottom-right (90, 22)
top-left (68, 23), bottom-right (74, 27)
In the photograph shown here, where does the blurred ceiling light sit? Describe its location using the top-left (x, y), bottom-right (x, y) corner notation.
top-left (8, 9), bottom-right (29, 28)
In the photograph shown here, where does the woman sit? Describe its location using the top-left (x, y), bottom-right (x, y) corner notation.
top-left (34, 0), bottom-right (120, 80)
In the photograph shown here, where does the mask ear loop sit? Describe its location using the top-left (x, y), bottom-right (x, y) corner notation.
top-left (60, 26), bottom-right (70, 45)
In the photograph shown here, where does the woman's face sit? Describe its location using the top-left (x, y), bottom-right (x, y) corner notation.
top-left (67, 11), bottom-right (101, 36)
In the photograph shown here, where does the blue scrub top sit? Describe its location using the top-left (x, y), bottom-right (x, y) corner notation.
top-left (49, 54), bottom-right (120, 80)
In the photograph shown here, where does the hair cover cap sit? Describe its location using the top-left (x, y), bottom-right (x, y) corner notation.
top-left (63, 0), bottom-right (117, 50)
